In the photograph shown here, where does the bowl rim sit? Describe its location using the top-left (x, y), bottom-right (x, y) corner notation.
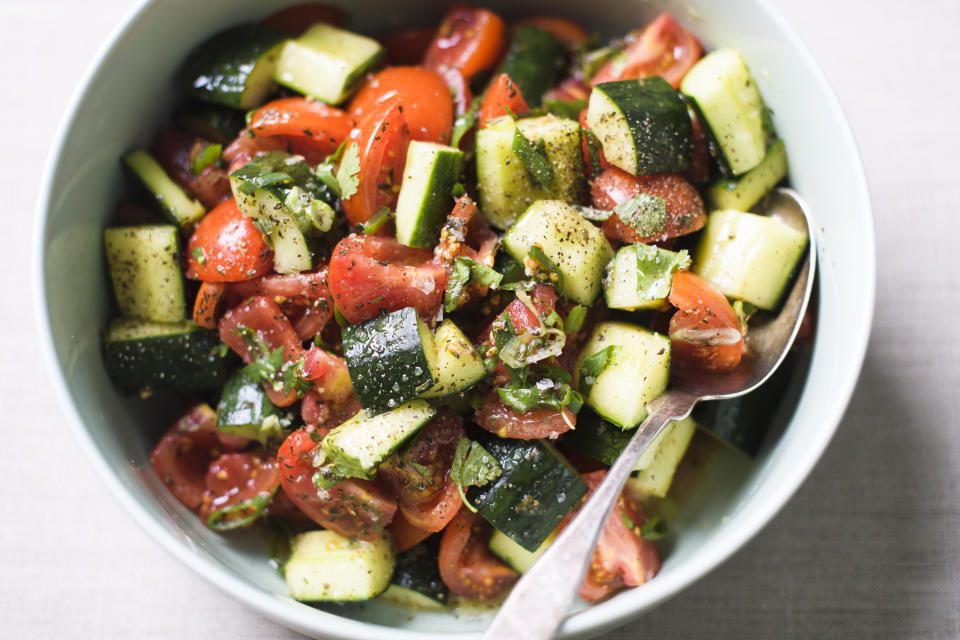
top-left (34, 0), bottom-right (875, 637)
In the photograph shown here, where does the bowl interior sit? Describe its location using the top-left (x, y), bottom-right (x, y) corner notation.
top-left (36, 0), bottom-right (873, 638)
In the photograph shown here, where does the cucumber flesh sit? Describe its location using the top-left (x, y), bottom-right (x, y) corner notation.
top-left (628, 415), bottom-right (697, 500)
top-left (104, 225), bottom-right (186, 323)
top-left (706, 140), bottom-right (788, 212)
top-left (422, 320), bottom-right (486, 398)
top-left (395, 141), bottom-right (465, 248)
top-left (216, 365), bottom-right (294, 444)
top-left (488, 528), bottom-right (555, 574)
top-left (285, 530), bottom-right (395, 602)
top-left (123, 151), bottom-right (205, 228)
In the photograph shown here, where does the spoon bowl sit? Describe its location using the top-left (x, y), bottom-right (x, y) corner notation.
top-left (484, 187), bottom-right (817, 640)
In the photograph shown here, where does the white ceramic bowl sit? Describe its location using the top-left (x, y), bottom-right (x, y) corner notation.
top-left (35, 0), bottom-right (874, 638)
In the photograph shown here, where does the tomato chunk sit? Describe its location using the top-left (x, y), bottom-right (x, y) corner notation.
top-left (198, 452), bottom-right (280, 527)
top-left (438, 509), bottom-right (517, 600)
top-left (382, 27), bottom-right (437, 65)
top-left (349, 67), bottom-right (454, 144)
top-left (424, 5), bottom-right (506, 80)
top-left (380, 411), bottom-right (464, 505)
top-left (328, 234), bottom-right (447, 324)
top-left (192, 282), bottom-right (226, 329)
top-left (249, 97), bottom-right (353, 160)
top-left (185, 199), bottom-right (273, 282)
top-left (516, 16), bottom-right (591, 49)
top-left (668, 270), bottom-right (744, 373)
top-left (390, 511), bottom-right (434, 552)
top-left (229, 268), bottom-right (334, 341)
top-left (479, 73), bottom-right (531, 127)
top-left (474, 391), bottom-right (574, 440)
top-left (153, 131), bottom-right (231, 209)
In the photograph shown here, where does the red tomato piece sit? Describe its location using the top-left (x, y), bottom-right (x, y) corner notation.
top-left (222, 131), bottom-right (289, 172)
top-left (591, 168), bottom-right (706, 244)
top-left (390, 511), bottom-right (434, 552)
top-left (229, 268), bottom-right (334, 341)
top-left (478, 73), bottom-right (531, 128)
top-left (474, 391), bottom-right (574, 440)
top-left (260, 3), bottom-right (345, 34)
top-left (683, 109), bottom-right (713, 185)
top-left (590, 12), bottom-right (702, 89)
top-left (150, 404), bottom-right (246, 510)
top-left (438, 509), bottom-right (517, 601)
top-left (380, 411), bottom-right (465, 505)
top-left (185, 199), bottom-right (273, 282)
top-left (153, 131), bottom-right (231, 209)
top-left (424, 5), bottom-right (506, 80)
top-left (349, 67), bottom-right (454, 144)
top-left (192, 282), bottom-right (226, 329)
top-left (277, 427), bottom-right (397, 540)
top-left (328, 234), bottom-right (447, 324)
top-left (516, 15), bottom-right (591, 49)
top-left (340, 97), bottom-right (411, 225)
top-left (434, 196), bottom-right (499, 283)
top-left (382, 27), bottom-right (437, 65)
top-left (543, 77), bottom-right (590, 104)
top-left (301, 346), bottom-right (354, 404)
top-left (300, 391), bottom-right (362, 430)
top-left (668, 270), bottom-right (744, 373)
top-left (248, 97), bottom-right (353, 160)
top-left (399, 473), bottom-right (463, 533)
top-left (198, 452), bottom-right (280, 525)
top-left (439, 68), bottom-right (473, 117)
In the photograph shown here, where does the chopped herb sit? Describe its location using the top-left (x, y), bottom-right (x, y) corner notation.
top-left (232, 326), bottom-right (313, 397)
top-left (444, 256), bottom-right (504, 312)
top-left (565, 305), bottom-right (587, 333)
top-left (733, 300), bottom-right (758, 334)
top-left (499, 278), bottom-right (537, 292)
top-left (578, 345), bottom-right (621, 396)
top-left (527, 244), bottom-right (564, 290)
top-left (640, 515), bottom-right (668, 541)
top-left (335, 141), bottom-right (362, 200)
top-left (451, 182), bottom-right (466, 198)
top-left (582, 128), bottom-right (603, 179)
top-left (634, 245), bottom-right (690, 301)
top-left (543, 97), bottom-right (587, 120)
top-left (314, 162), bottom-right (340, 197)
top-left (512, 128), bottom-right (554, 191)
top-left (191, 143), bottom-right (222, 175)
top-left (451, 96), bottom-right (481, 148)
top-left (332, 304), bottom-right (349, 328)
top-left (613, 193), bottom-right (669, 239)
top-left (190, 246), bottom-right (206, 265)
top-left (359, 207), bottom-right (394, 234)
top-left (205, 490), bottom-right (274, 531)
top-left (450, 437), bottom-right (503, 512)
top-left (497, 377), bottom-right (583, 414)
top-left (621, 511), bottom-right (636, 531)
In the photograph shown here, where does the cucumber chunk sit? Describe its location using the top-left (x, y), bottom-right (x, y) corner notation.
top-left (274, 23), bottom-right (383, 104)
top-left (178, 24), bottom-right (287, 109)
top-left (395, 141), bottom-right (465, 248)
top-left (488, 528), bottom-right (556, 574)
top-left (422, 319), bottom-right (486, 399)
top-left (216, 365), bottom-right (295, 444)
top-left (586, 77), bottom-right (693, 176)
top-left (706, 140), bottom-right (788, 212)
top-left (104, 225), bottom-right (186, 323)
top-left (681, 49), bottom-right (768, 176)
top-left (476, 114), bottom-right (585, 229)
top-left (603, 244), bottom-right (688, 311)
top-left (380, 539), bottom-right (448, 609)
top-left (628, 415), bottom-right (697, 500)
top-left (502, 200), bottom-right (613, 305)
top-left (285, 530), bottom-right (395, 602)
top-left (321, 400), bottom-right (437, 480)
top-left (123, 151), bottom-right (205, 229)
top-left (575, 322), bottom-right (671, 429)
top-left (693, 209), bottom-right (808, 310)
top-left (497, 25), bottom-right (568, 106)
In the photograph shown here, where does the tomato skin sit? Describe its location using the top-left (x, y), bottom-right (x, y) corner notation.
top-left (229, 268), bottom-right (334, 341)
top-left (474, 391), bottom-right (574, 440)
top-left (328, 234), bottom-right (447, 324)
top-left (150, 405), bottom-right (247, 510)
top-left (516, 16), bottom-right (591, 49)
top-left (341, 97), bottom-right (411, 225)
top-left (223, 131), bottom-right (288, 172)
top-left (683, 110), bottom-right (713, 185)
top-left (481, 284), bottom-right (558, 384)
top-left (591, 168), bottom-right (706, 244)
top-left (382, 27), bottom-right (437, 65)
top-left (434, 196), bottom-right (498, 280)
top-left (249, 97), bottom-right (353, 159)
top-left (390, 510), bottom-right (434, 552)
top-left (478, 73), bottom-right (531, 128)
top-left (399, 473), bottom-right (463, 533)
top-left (668, 270), bottom-right (744, 373)
top-left (438, 509), bottom-right (517, 601)
top-left (349, 67), bottom-right (454, 144)
top-left (277, 427), bottom-right (397, 540)
top-left (301, 346), bottom-right (354, 404)
top-left (590, 12), bottom-right (702, 89)
top-left (260, 3), bottom-right (345, 34)
top-left (424, 5), bottom-right (506, 80)
top-left (301, 391), bottom-right (362, 429)
top-left (185, 199), bottom-right (273, 282)
top-left (380, 411), bottom-right (465, 505)
top-left (153, 131), bottom-right (231, 209)
top-left (198, 452), bottom-right (280, 522)
top-left (192, 282), bottom-right (226, 329)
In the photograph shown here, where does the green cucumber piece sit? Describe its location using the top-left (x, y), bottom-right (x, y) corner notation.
top-left (321, 400), bottom-right (437, 480)
top-left (502, 200), bottom-right (613, 305)
top-left (706, 140), bottom-right (788, 212)
top-left (174, 102), bottom-right (247, 145)
top-left (285, 530), bottom-right (395, 602)
top-left (178, 24), bottom-right (287, 109)
top-left (681, 49), bottom-right (768, 176)
top-left (497, 25), bottom-right (568, 106)
top-left (603, 244), bottom-right (688, 311)
top-left (122, 151), bottom-right (205, 228)
top-left (476, 114), bottom-right (585, 229)
top-left (586, 77), bottom-right (693, 176)
top-left (102, 318), bottom-right (231, 394)
top-left (467, 436), bottom-right (587, 552)
top-left (559, 407), bottom-right (632, 466)
top-left (693, 209), bottom-right (807, 310)
top-left (380, 538), bottom-right (448, 609)
top-left (395, 141), bottom-right (465, 248)
top-left (274, 23), bottom-right (383, 104)
top-left (575, 321), bottom-right (670, 429)
top-left (216, 365), bottom-right (295, 444)
top-left (104, 225), bottom-right (186, 323)
top-left (628, 415), bottom-right (697, 499)
top-left (342, 307), bottom-right (438, 413)
top-left (422, 320), bottom-right (486, 399)
top-left (488, 528), bottom-right (555, 574)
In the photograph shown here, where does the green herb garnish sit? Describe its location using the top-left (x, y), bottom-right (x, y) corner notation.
top-left (359, 207), bottom-right (394, 235)
top-left (191, 143), bottom-right (222, 175)
top-left (578, 345), bottom-right (621, 396)
top-left (444, 256), bottom-right (503, 312)
top-left (335, 141), bottom-right (361, 200)
top-left (640, 515), bottom-right (668, 541)
top-left (512, 128), bottom-right (555, 191)
top-left (634, 245), bottom-right (690, 301)
top-left (614, 193), bottom-right (669, 239)
top-left (450, 437), bottom-right (503, 512)
top-left (205, 490), bottom-right (275, 531)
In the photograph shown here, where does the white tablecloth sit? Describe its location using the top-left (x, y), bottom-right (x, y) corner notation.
top-left (3, 0), bottom-right (958, 637)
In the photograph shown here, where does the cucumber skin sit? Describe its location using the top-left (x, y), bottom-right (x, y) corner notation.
top-left (498, 25), bottom-right (568, 106)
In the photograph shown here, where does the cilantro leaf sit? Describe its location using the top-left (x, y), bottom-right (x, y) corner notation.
top-left (640, 515), bottom-right (668, 541)
top-left (191, 143), bottom-right (222, 175)
top-left (190, 246), bottom-right (206, 265)
top-left (314, 162), bottom-right (340, 197)
top-left (564, 305), bottom-right (587, 333)
top-left (450, 437), bottom-right (503, 512)
top-left (527, 245), bottom-right (564, 290)
top-left (578, 345), bottom-right (621, 396)
top-left (444, 256), bottom-right (503, 312)
top-left (621, 511), bottom-right (636, 531)
top-left (335, 141), bottom-right (361, 200)
top-left (613, 193), bottom-right (669, 239)
top-left (733, 300), bottom-right (758, 334)
top-left (231, 326), bottom-right (312, 398)
top-left (497, 377), bottom-right (583, 414)
top-left (512, 128), bottom-right (554, 191)
top-left (634, 245), bottom-right (690, 301)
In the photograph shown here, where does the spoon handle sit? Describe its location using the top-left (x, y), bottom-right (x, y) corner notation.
top-left (482, 391), bottom-right (698, 640)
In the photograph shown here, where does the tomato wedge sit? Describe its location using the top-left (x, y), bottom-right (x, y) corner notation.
top-left (390, 511), bottom-right (434, 552)
top-left (340, 96), bottom-right (411, 225)
top-left (591, 168), bottom-right (706, 244)
top-left (474, 391), bottom-right (574, 440)
top-left (668, 270), bottom-right (744, 373)
top-left (260, 3), bottom-right (345, 34)
top-left (192, 282), bottom-right (226, 329)
top-left (198, 452), bottom-right (280, 528)
top-left (229, 268), bottom-right (334, 341)
top-left (277, 427), bottom-right (397, 540)
top-left (185, 199), bottom-right (273, 282)
top-left (149, 404), bottom-right (247, 510)
top-left (398, 472), bottom-right (463, 533)
top-left (516, 16), bottom-right (591, 49)
top-left (301, 346), bottom-right (354, 404)
top-left (349, 67), bottom-right (454, 144)
top-left (328, 234), bottom-right (447, 324)
top-left (222, 131), bottom-right (288, 172)
top-left (590, 12), bottom-right (702, 89)
top-left (434, 195), bottom-right (499, 275)
top-left (248, 97), bottom-right (353, 159)
top-left (382, 27), bottom-right (437, 65)
top-left (380, 411), bottom-right (464, 505)
top-left (424, 5), bottom-right (506, 80)
top-left (439, 509), bottom-right (517, 600)
top-left (300, 391), bottom-right (362, 430)
top-left (478, 73), bottom-right (531, 128)
top-left (153, 131), bottom-right (231, 209)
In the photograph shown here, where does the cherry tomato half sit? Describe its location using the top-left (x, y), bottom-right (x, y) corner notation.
top-left (668, 270), bottom-right (744, 373)
top-left (349, 67), bottom-right (454, 144)
top-left (438, 509), bottom-right (517, 600)
top-left (424, 5), bottom-right (506, 81)
top-left (185, 199), bottom-right (273, 283)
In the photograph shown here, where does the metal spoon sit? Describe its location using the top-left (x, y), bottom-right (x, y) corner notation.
top-left (482, 188), bottom-right (817, 640)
